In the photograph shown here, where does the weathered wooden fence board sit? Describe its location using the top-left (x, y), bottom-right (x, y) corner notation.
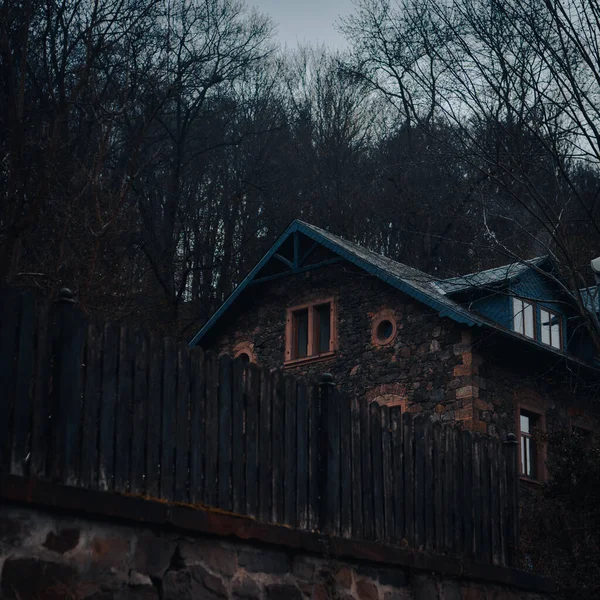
top-left (12, 292), bottom-right (35, 476)
top-left (189, 346), bottom-right (205, 505)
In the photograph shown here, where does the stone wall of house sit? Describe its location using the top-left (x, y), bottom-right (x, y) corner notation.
top-left (212, 263), bottom-right (473, 417)
top-left (0, 505), bottom-right (549, 600)
top-left (471, 332), bottom-right (599, 438)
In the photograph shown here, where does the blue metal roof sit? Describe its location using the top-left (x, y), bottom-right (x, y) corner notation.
top-left (438, 257), bottom-right (549, 294)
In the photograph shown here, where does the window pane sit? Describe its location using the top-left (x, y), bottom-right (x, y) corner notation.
top-left (520, 413), bottom-right (530, 433)
top-left (540, 309), bottom-right (551, 345)
top-left (521, 436), bottom-right (527, 475)
top-left (524, 303), bottom-right (534, 338)
top-left (513, 298), bottom-right (524, 334)
top-left (315, 303), bottom-right (331, 353)
top-left (551, 321), bottom-right (561, 349)
top-left (295, 309), bottom-right (309, 358)
top-left (529, 437), bottom-right (538, 479)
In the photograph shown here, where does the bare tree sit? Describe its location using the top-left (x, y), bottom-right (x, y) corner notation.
top-left (341, 0), bottom-right (600, 350)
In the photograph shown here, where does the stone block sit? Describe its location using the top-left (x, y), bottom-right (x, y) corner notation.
top-left (239, 548), bottom-right (291, 574)
top-left (130, 571), bottom-right (153, 587)
top-left (460, 585), bottom-right (486, 600)
top-left (413, 575), bottom-right (438, 599)
top-left (292, 556), bottom-right (316, 580)
top-left (134, 532), bottom-right (176, 579)
top-left (267, 583), bottom-right (303, 600)
top-left (43, 528), bottom-right (80, 554)
top-left (441, 581), bottom-right (461, 600)
top-left (92, 535), bottom-right (132, 567)
top-left (232, 576), bottom-right (261, 599)
top-left (178, 539), bottom-right (237, 577)
top-left (456, 386), bottom-right (479, 399)
top-left (335, 566), bottom-right (353, 589)
top-left (453, 365), bottom-right (472, 377)
top-left (356, 578), bottom-right (379, 600)
top-left (1, 557), bottom-right (78, 599)
top-left (384, 592), bottom-right (411, 600)
top-left (377, 567), bottom-right (407, 587)
top-left (204, 572), bottom-right (228, 597)
top-left (0, 516), bottom-right (25, 546)
top-left (312, 583), bottom-right (329, 600)
top-left (162, 565), bottom-right (226, 600)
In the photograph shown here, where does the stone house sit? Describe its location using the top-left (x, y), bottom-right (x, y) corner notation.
top-left (190, 220), bottom-right (600, 484)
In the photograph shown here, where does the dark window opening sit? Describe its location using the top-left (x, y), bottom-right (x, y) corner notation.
top-left (293, 308), bottom-right (309, 358)
top-left (520, 411), bottom-right (539, 479)
top-left (377, 319), bottom-right (394, 341)
top-left (315, 303), bottom-right (331, 353)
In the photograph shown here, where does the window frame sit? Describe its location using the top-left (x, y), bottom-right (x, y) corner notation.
top-left (516, 402), bottom-right (547, 483)
top-left (511, 297), bottom-right (564, 350)
top-left (512, 297), bottom-right (536, 339)
top-left (285, 297), bottom-right (336, 365)
top-left (539, 306), bottom-right (563, 349)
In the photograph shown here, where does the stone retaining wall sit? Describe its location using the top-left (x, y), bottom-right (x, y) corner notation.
top-left (1, 505), bottom-right (548, 600)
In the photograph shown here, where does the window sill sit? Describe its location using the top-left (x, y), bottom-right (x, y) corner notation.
top-left (284, 351), bottom-right (336, 367)
top-left (519, 475), bottom-right (545, 486)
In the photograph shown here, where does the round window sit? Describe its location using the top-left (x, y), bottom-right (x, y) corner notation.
top-left (371, 311), bottom-right (398, 346)
top-left (377, 319), bottom-right (394, 342)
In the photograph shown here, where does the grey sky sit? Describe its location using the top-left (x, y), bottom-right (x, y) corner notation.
top-left (250, 0), bottom-right (355, 50)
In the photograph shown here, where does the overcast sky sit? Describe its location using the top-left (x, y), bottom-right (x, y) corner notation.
top-left (250, 0), bottom-right (355, 50)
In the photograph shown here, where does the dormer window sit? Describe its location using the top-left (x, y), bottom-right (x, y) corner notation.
top-left (285, 298), bottom-right (336, 364)
top-left (540, 308), bottom-right (562, 349)
top-left (512, 297), bottom-right (563, 350)
top-left (512, 298), bottom-right (535, 339)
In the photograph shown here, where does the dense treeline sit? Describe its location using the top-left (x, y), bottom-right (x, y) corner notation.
top-left (1, 0), bottom-right (600, 342)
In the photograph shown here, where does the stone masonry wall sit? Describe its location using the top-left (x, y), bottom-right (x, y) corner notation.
top-left (212, 264), bottom-right (478, 422)
top-left (0, 505), bottom-right (548, 600)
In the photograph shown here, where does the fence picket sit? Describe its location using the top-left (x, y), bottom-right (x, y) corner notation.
top-left (174, 344), bottom-right (191, 503)
top-left (245, 363), bottom-right (260, 517)
top-left (189, 346), bottom-right (205, 504)
top-left (81, 322), bottom-right (102, 489)
top-left (296, 378), bottom-right (309, 529)
top-left (12, 292), bottom-right (35, 476)
top-left (160, 337), bottom-right (177, 501)
top-left (307, 380), bottom-right (320, 531)
top-left (115, 326), bottom-right (133, 492)
top-left (258, 366), bottom-right (272, 522)
top-left (99, 321), bottom-right (119, 491)
top-left (146, 334), bottom-right (163, 498)
top-left (131, 330), bottom-right (148, 496)
top-left (271, 370), bottom-right (285, 523)
top-left (403, 413), bottom-right (414, 548)
top-left (218, 354), bottom-right (233, 510)
top-left (30, 298), bottom-right (52, 478)
top-left (204, 351), bottom-right (219, 506)
top-left (351, 396), bottom-right (363, 540)
top-left (340, 394), bottom-right (353, 539)
top-left (370, 403), bottom-right (384, 542)
top-left (381, 406), bottom-right (394, 544)
top-left (284, 374), bottom-right (297, 527)
top-left (0, 289), bottom-right (20, 473)
top-left (232, 357), bottom-right (245, 514)
top-left (360, 399), bottom-right (374, 540)
top-left (391, 406), bottom-right (403, 545)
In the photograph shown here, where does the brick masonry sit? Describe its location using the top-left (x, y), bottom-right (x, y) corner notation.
top-left (0, 505), bottom-right (549, 600)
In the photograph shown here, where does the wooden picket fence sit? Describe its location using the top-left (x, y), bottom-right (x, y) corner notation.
top-left (0, 289), bottom-right (519, 566)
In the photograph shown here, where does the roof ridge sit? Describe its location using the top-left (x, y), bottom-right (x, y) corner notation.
top-left (441, 255), bottom-right (548, 284)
